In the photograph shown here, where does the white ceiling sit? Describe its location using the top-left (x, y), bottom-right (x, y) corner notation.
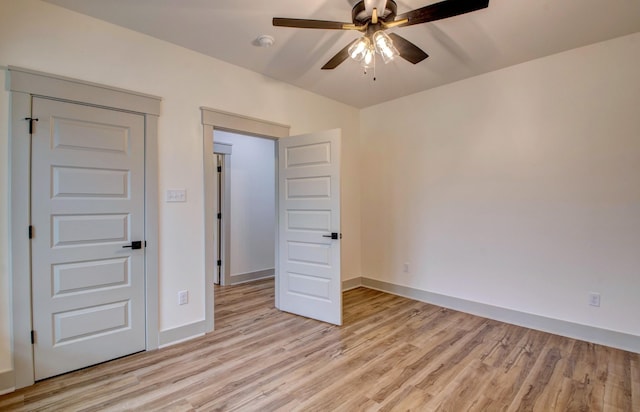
top-left (44, 0), bottom-right (640, 108)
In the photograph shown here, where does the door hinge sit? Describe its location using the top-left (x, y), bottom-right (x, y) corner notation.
top-left (217, 260), bottom-right (222, 267)
top-left (217, 166), bottom-right (222, 173)
top-left (217, 212), bottom-right (221, 219)
top-left (28, 225), bottom-right (33, 239)
top-left (145, 241), bottom-right (147, 247)
top-left (24, 117), bottom-right (39, 134)
top-left (31, 330), bottom-right (35, 344)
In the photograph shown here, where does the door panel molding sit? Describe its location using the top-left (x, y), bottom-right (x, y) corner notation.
top-left (8, 68), bottom-right (160, 389)
top-left (201, 107), bottom-right (290, 332)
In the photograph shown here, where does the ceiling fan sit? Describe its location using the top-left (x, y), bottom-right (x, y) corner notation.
top-left (273, 0), bottom-right (489, 70)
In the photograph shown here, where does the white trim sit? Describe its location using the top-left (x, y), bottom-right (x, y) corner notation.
top-left (8, 66), bottom-right (161, 115)
top-left (8, 66), bottom-right (162, 116)
top-left (341, 277), bottom-right (363, 291)
top-left (273, 142), bottom-right (280, 309)
top-left (230, 268), bottom-right (275, 285)
top-left (201, 107), bottom-right (289, 138)
top-left (361, 277), bottom-right (640, 354)
top-left (202, 124), bottom-right (216, 333)
top-left (144, 115), bottom-right (160, 350)
top-left (8, 68), bottom-right (161, 389)
top-left (217, 153), bottom-right (232, 286)
top-left (212, 140), bottom-right (231, 286)
top-left (213, 142), bottom-right (232, 155)
top-left (0, 369), bottom-right (14, 395)
top-left (201, 108), bottom-right (291, 337)
top-left (9, 91), bottom-right (33, 389)
top-left (158, 320), bottom-right (207, 347)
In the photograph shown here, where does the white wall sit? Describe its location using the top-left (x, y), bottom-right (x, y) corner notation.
top-left (214, 131), bottom-right (275, 279)
top-left (360, 32), bottom-right (640, 337)
top-left (0, 0), bottom-right (361, 382)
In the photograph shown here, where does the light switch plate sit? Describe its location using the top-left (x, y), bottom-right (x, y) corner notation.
top-left (166, 189), bottom-right (187, 202)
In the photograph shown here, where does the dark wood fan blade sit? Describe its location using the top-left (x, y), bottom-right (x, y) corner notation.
top-left (273, 18), bottom-right (352, 30)
top-left (395, 0), bottom-right (489, 28)
top-left (388, 33), bottom-right (429, 64)
top-left (321, 39), bottom-right (358, 70)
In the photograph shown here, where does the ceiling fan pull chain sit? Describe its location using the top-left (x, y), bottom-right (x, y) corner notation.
top-left (373, 53), bottom-right (377, 81)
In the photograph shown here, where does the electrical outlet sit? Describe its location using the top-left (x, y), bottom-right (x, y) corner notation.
top-left (588, 292), bottom-right (601, 307)
top-left (403, 263), bottom-right (410, 273)
top-left (166, 189), bottom-right (187, 202)
top-left (178, 290), bottom-right (189, 305)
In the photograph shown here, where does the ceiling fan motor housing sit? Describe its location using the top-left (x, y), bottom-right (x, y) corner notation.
top-left (352, 0), bottom-right (397, 25)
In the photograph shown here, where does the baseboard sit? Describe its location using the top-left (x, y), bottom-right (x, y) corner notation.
top-left (158, 320), bottom-right (207, 348)
top-left (0, 369), bottom-right (14, 395)
top-left (360, 277), bottom-right (640, 354)
top-left (342, 277), bottom-right (363, 291)
top-left (230, 268), bottom-right (274, 285)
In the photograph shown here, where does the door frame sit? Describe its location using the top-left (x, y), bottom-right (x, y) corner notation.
top-left (8, 67), bottom-right (161, 389)
top-left (201, 107), bottom-right (290, 331)
top-left (213, 145), bottom-right (232, 286)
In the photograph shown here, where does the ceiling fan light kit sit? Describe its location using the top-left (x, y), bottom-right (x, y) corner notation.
top-left (373, 31), bottom-right (399, 64)
top-left (362, 45), bottom-right (375, 69)
top-left (273, 0), bottom-right (490, 76)
top-left (348, 36), bottom-right (372, 62)
top-left (348, 30), bottom-right (398, 73)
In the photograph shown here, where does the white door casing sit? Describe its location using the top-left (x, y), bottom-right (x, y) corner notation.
top-left (31, 97), bottom-right (146, 380)
top-left (277, 129), bottom-right (342, 325)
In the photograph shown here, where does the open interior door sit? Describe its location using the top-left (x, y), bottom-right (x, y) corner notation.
top-left (277, 129), bottom-right (341, 325)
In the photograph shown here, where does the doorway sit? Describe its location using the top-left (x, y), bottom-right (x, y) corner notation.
top-left (201, 107), bottom-right (343, 331)
top-left (213, 130), bottom-right (276, 287)
top-left (9, 66), bottom-right (160, 389)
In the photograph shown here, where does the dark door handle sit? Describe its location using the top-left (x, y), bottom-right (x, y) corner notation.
top-left (122, 241), bottom-right (142, 250)
top-left (322, 233), bottom-right (340, 240)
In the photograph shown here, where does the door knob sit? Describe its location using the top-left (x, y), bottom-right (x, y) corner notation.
top-left (322, 233), bottom-right (340, 240)
top-left (122, 241), bottom-right (142, 250)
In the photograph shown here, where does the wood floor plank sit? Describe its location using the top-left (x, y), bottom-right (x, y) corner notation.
top-left (427, 358), bottom-right (493, 411)
top-left (0, 278), bottom-right (637, 411)
top-left (632, 355), bottom-right (640, 410)
top-left (517, 334), bottom-right (575, 411)
top-left (560, 339), bottom-right (608, 411)
top-left (414, 319), bottom-right (502, 393)
top-left (290, 343), bottom-right (419, 411)
top-left (479, 328), bottom-right (550, 410)
top-left (603, 349), bottom-right (635, 411)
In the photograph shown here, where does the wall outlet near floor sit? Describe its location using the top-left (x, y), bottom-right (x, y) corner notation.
top-left (588, 292), bottom-right (601, 307)
top-left (178, 290), bottom-right (189, 305)
top-left (403, 262), bottom-right (410, 273)
top-left (166, 189), bottom-right (187, 202)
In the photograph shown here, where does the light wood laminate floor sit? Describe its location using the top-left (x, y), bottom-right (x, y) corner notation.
top-left (1, 278), bottom-right (639, 411)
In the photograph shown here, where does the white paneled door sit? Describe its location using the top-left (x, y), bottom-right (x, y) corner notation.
top-left (278, 129), bottom-right (341, 325)
top-left (30, 97), bottom-right (146, 380)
